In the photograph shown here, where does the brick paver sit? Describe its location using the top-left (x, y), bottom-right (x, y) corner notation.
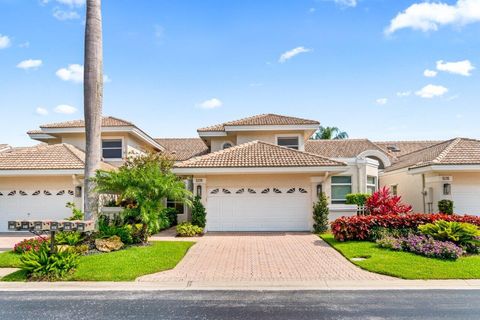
top-left (139, 232), bottom-right (391, 282)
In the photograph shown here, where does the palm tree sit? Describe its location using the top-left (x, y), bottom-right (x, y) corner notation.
top-left (83, 0), bottom-right (103, 220)
top-left (311, 126), bottom-right (349, 140)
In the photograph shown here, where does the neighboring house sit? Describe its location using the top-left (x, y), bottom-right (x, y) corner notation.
top-left (0, 117), bottom-right (163, 231)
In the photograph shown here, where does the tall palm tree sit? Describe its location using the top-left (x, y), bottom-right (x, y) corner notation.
top-left (311, 126), bottom-right (349, 140)
top-left (83, 0), bottom-right (103, 220)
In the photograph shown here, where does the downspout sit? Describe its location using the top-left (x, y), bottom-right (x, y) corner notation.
top-left (422, 173), bottom-right (426, 213)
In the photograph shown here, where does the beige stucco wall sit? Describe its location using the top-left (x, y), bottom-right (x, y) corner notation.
top-left (379, 169), bottom-right (425, 213)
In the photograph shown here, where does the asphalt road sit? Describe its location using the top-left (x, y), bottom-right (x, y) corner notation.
top-left (1, 290), bottom-right (479, 320)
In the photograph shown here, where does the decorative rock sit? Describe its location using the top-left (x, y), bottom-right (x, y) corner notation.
top-left (95, 236), bottom-right (124, 252)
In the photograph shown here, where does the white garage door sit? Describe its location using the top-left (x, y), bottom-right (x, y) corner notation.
top-left (452, 185), bottom-right (480, 215)
top-left (206, 187), bottom-right (311, 232)
top-left (0, 188), bottom-right (74, 232)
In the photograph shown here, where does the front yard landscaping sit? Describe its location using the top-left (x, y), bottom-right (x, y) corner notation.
top-left (0, 241), bottom-right (194, 281)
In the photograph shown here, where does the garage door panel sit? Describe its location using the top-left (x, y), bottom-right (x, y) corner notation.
top-left (452, 185), bottom-right (480, 215)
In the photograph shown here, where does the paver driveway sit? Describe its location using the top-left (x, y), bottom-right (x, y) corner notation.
top-left (139, 232), bottom-right (390, 282)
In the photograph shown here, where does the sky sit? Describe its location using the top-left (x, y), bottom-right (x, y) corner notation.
top-left (1, 0), bottom-right (479, 146)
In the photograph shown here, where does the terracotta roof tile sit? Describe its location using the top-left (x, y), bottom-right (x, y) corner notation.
top-left (0, 143), bottom-right (115, 171)
top-left (197, 114), bottom-right (319, 132)
top-left (375, 140), bottom-right (442, 157)
top-left (305, 139), bottom-right (389, 158)
top-left (39, 116), bottom-right (133, 129)
top-left (175, 140), bottom-right (346, 168)
top-left (0, 144), bottom-right (10, 152)
top-left (155, 138), bottom-right (209, 161)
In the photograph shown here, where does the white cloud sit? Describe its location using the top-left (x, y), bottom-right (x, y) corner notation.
top-left (19, 41), bottom-right (30, 48)
top-left (423, 69), bottom-right (438, 77)
top-left (17, 59), bottom-right (43, 70)
top-left (198, 98), bottom-right (223, 109)
top-left (55, 0), bottom-right (85, 7)
top-left (376, 98), bottom-right (388, 105)
top-left (279, 46), bottom-right (312, 63)
top-left (333, 0), bottom-right (357, 7)
top-left (0, 34), bottom-right (11, 49)
top-left (385, 0), bottom-right (480, 34)
top-left (54, 104), bottom-right (77, 114)
top-left (415, 84), bottom-right (448, 98)
top-left (35, 107), bottom-right (49, 116)
top-left (396, 91), bottom-right (411, 97)
top-left (53, 8), bottom-right (80, 20)
top-left (436, 59), bottom-right (474, 76)
top-left (56, 64), bottom-right (111, 83)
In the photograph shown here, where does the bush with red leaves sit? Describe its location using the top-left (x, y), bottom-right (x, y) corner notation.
top-left (331, 213), bottom-right (480, 241)
top-left (365, 186), bottom-right (412, 215)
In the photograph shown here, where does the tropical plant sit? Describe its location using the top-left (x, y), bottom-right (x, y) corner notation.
top-left (365, 186), bottom-right (412, 215)
top-left (345, 193), bottom-right (370, 206)
top-left (92, 153), bottom-right (192, 242)
top-left (191, 196), bottom-right (206, 228)
top-left (438, 199), bottom-right (454, 215)
top-left (55, 232), bottom-right (84, 246)
top-left (162, 207), bottom-right (178, 227)
top-left (83, 0), bottom-right (104, 221)
top-left (14, 237), bottom-right (49, 254)
top-left (419, 220), bottom-right (480, 249)
top-left (313, 193), bottom-right (329, 233)
top-left (20, 243), bottom-right (79, 280)
top-left (311, 126), bottom-right (349, 140)
top-left (176, 222), bottom-right (203, 237)
top-left (66, 202), bottom-right (84, 221)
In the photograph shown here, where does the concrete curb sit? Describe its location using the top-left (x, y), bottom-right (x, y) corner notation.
top-left (2, 280), bottom-right (480, 291)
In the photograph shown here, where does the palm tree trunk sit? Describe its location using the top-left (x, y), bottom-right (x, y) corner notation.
top-left (83, 0), bottom-right (103, 221)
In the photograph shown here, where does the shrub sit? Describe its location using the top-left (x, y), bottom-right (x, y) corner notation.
top-left (163, 207), bottom-right (178, 227)
top-left (313, 193), bottom-right (329, 233)
top-left (345, 193), bottom-right (370, 206)
top-left (14, 237), bottom-right (49, 254)
top-left (331, 213), bottom-right (480, 241)
top-left (55, 232), bottom-right (84, 246)
top-left (191, 196), bottom-right (206, 228)
top-left (438, 200), bottom-right (454, 215)
top-left (369, 227), bottom-right (415, 241)
top-left (365, 187), bottom-right (412, 215)
top-left (176, 222), bottom-right (203, 237)
top-left (65, 202), bottom-right (84, 221)
top-left (98, 217), bottom-right (134, 245)
top-left (20, 243), bottom-right (79, 280)
top-left (378, 234), bottom-right (464, 260)
top-left (419, 220), bottom-right (480, 252)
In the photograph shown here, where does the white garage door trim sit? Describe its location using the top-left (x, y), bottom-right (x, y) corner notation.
top-left (206, 186), bottom-right (312, 232)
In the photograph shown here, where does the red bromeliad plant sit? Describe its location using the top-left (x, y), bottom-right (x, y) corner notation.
top-left (331, 213), bottom-right (480, 241)
top-left (365, 186), bottom-right (412, 215)
top-left (13, 237), bottom-right (49, 254)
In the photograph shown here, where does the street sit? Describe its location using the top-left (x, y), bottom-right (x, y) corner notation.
top-left (1, 290), bottom-right (479, 320)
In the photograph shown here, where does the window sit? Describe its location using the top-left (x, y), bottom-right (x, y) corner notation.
top-left (222, 142), bottom-right (233, 149)
top-left (167, 199), bottom-right (185, 215)
top-left (367, 176), bottom-right (377, 194)
top-left (331, 176), bottom-right (352, 204)
top-left (277, 136), bottom-right (299, 150)
top-left (391, 185), bottom-right (398, 196)
top-left (102, 139), bottom-right (123, 159)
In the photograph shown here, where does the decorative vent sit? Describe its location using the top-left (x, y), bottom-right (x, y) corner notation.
top-left (32, 190), bottom-right (40, 196)
top-left (248, 188), bottom-right (256, 194)
top-left (19, 190), bottom-right (28, 196)
top-left (68, 190), bottom-right (74, 196)
top-left (56, 190), bottom-right (65, 196)
top-left (8, 190), bottom-right (16, 196)
top-left (44, 190), bottom-right (52, 196)
top-left (222, 188), bottom-right (231, 194)
top-left (261, 188), bottom-right (270, 194)
top-left (236, 188), bottom-right (245, 194)
top-left (286, 188), bottom-right (296, 194)
top-left (273, 188), bottom-right (282, 194)
top-left (210, 188), bottom-right (219, 195)
top-left (299, 188), bottom-right (308, 194)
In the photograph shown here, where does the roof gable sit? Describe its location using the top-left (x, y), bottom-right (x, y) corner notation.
top-left (155, 138), bottom-right (209, 161)
top-left (305, 139), bottom-right (389, 159)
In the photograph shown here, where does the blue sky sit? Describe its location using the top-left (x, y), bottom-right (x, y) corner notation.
top-left (1, 0), bottom-right (479, 146)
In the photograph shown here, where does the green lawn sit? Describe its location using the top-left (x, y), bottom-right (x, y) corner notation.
top-left (320, 233), bottom-right (480, 279)
top-left (0, 241), bottom-right (194, 282)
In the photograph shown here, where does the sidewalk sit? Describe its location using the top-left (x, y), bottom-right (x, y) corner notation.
top-left (2, 279), bottom-right (480, 291)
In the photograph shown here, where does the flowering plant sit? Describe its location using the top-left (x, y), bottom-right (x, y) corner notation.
top-left (13, 237), bottom-right (49, 254)
top-left (365, 187), bottom-right (412, 215)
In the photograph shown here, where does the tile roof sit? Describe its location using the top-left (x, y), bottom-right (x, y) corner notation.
top-left (39, 116), bottom-right (133, 129)
top-left (155, 138), bottom-right (209, 161)
top-left (305, 139), bottom-right (389, 158)
top-left (0, 144), bottom-right (10, 152)
top-left (175, 140), bottom-right (346, 168)
top-left (375, 140), bottom-right (442, 157)
top-left (197, 114), bottom-right (320, 132)
top-left (386, 138), bottom-right (480, 172)
top-left (0, 143), bottom-right (115, 171)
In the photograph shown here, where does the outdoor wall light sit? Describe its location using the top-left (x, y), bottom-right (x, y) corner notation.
top-left (443, 183), bottom-right (451, 196)
top-left (75, 186), bottom-right (82, 198)
top-left (196, 185), bottom-right (202, 198)
top-left (316, 184), bottom-right (323, 196)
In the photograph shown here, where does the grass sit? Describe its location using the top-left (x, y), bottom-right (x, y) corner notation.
top-left (0, 241), bottom-right (194, 282)
top-left (321, 233), bottom-right (480, 279)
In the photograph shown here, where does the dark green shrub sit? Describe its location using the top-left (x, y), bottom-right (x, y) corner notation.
top-left (191, 196), bottom-right (206, 228)
top-left (20, 243), bottom-right (79, 280)
top-left (55, 232), bottom-right (84, 246)
top-left (163, 207), bottom-right (178, 227)
top-left (98, 217), bottom-right (134, 244)
top-left (438, 199), bottom-right (454, 215)
top-left (345, 193), bottom-right (370, 206)
top-left (313, 193), bottom-right (329, 233)
top-left (176, 222), bottom-right (203, 237)
top-left (370, 227), bottom-right (416, 241)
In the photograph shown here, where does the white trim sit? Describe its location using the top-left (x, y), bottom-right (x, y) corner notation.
top-left (224, 124), bottom-right (319, 132)
top-left (197, 131), bottom-right (228, 137)
top-left (408, 164), bottom-right (480, 175)
top-left (275, 133), bottom-right (303, 151)
top-left (173, 166), bottom-right (347, 175)
top-left (102, 136), bottom-right (124, 161)
top-left (357, 149), bottom-right (391, 167)
top-left (27, 133), bottom-right (58, 140)
top-left (0, 169), bottom-right (83, 176)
